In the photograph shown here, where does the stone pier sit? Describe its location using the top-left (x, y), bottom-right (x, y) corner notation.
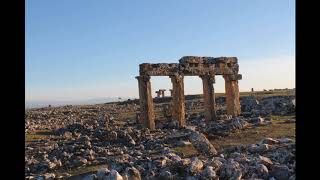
top-left (200, 75), bottom-right (217, 124)
top-left (155, 91), bottom-right (161, 98)
top-left (159, 89), bottom-right (166, 98)
top-left (170, 74), bottom-right (186, 127)
top-left (223, 75), bottom-right (241, 116)
top-left (136, 75), bottom-right (155, 130)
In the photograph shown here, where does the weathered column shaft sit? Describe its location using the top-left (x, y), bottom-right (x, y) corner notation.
top-left (155, 91), bottom-right (160, 98)
top-left (224, 76), bottom-right (241, 116)
top-left (161, 90), bottom-right (165, 98)
top-left (169, 89), bottom-right (173, 96)
top-left (170, 74), bottom-right (185, 127)
top-left (136, 76), bottom-right (155, 130)
top-left (201, 75), bottom-right (217, 124)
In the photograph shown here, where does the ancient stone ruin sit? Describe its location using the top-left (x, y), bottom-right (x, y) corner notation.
top-left (136, 56), bottom-right (242, 130)
top-left (155, 89), bottom-right (166, 98)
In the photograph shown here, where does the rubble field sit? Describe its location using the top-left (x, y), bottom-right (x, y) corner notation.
top-left (25, 90), bottom-right (295, 180)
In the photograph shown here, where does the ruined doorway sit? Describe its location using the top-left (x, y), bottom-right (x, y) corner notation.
top-left (183, 76), bottom-right (204, 121)
top-left (136, 56), bottom-right (242, 130)
top-left (149, 76), bottom-right (172, 126)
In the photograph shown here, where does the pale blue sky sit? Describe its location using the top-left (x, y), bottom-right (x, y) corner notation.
top-left (26, 0), bottom-right (295, 101)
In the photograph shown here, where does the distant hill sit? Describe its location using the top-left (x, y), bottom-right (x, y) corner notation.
top-left (25, 97), bottom-right (132, 109)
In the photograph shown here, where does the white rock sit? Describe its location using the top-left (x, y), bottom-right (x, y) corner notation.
top-left (188, 157), bottom-right (204, 174)
top-left (105, 170), bottom-right (123, 180)
top-left (41, 173), bottom-right (56, 180)
top-left (97, 167), bottom-right (110, 180)
top-left (260, 138), bottom-right (279, 145)
top-left (125, 167), bottom-right (141, 180)
top-left (201, 166), bottom-right (217, 179)
top-left (256, 164), bottom-right (269, 179)
top-left (259, 155), bottom-right (273, 166)
top-left (278, 137), bottom-right (293, 143)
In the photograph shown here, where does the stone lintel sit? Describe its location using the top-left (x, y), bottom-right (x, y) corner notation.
top-left (205, 57), bottom-right (238, 64)
top-left (139, 63), bottom-right (179, 76)
top-left (179, 56), bottom-right (214, 64)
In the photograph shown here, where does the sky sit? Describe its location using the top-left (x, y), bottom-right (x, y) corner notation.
top-left (25, 0), bottom-right (295, 102)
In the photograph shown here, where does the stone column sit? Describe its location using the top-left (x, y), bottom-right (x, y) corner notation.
top-left (169, 89), bottom-right (173, 96)
top-left (223, 75), bottom-right (241, 116)
top-left (155, 91), bottom-right (160, 98)
top-left (170, 74), bottom-right (185, 128)
top-left (136, 75), bottom-right (155, 130)
top-left (161, 90), bottom-right (166, 98)
top-left (200, 75), bottom-right (217, 124)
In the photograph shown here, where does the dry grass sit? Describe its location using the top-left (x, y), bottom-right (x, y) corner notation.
top-left (25, 130), bottom-right (55, 143)
top-left (50, 164), bottom-right (109, 179)
top-left (26, 90), bottom-right (295, 178)
top-left (209, 117), bottom-right (295, 151)
top-left (172, 115), bottom-right (295, 155)
top-left (172, 144), bottom-right (199, 158)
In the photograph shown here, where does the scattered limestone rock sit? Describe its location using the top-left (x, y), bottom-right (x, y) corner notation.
top-left (125, 167), bottom-right (141, 180)
top-left (188, 157), bottom-right (204, 174)
top-left (187, 129), bottom-right (217, 156)
top-left (97, 168), bottom-right (110, 180)
top-left (270, 164), bottom-right (290, 180)
top-left (260, 138), bottom-right (279, 145)
top-left (201, 166), bottom-right (217, 179)
top-left (255, 164), bottom-right (269, 179)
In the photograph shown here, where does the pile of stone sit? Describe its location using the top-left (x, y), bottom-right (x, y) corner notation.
top-left (26, 115), bottom-right (295, 180)
top-left (259, 96), bottom-right (295, 116)
top-left (240, 96), bottom-right (295, 116)
top-left (25, 95), bottom-right (295, 180)
top-left (25, 103), bottom-right (140, 133)
top-left (73, 137), bottom-right (295, 180)
top-left (205, 117), bottom-right (249, 136)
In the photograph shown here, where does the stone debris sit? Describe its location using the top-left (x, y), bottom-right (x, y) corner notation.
top-left (240, 96), bottom-right (295, 116)
top-left (188, 157), bottom-right (204, 174)
top-left (25, 91), bottom-right (295, 179)
top-left (205, 117), bottom-right (249, 136)
top-left (201, 166), bottom-right (217, 180)
top-left (187, 129), bottom-right (218, 156)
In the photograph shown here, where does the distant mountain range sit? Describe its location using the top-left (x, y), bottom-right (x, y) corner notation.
top-left (25, 97), bottom-right (135, 109)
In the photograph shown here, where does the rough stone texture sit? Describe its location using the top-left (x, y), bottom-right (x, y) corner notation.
top-left (259, 96), bottom-right (295, 115)
top-left (187, 129), bottom-right (218, 156)
top-left (241, 96), bottom-right (260, 112)
top-left (170, 74), bottom-right (186, 128)
top-left (136, 75), bottom-right (155, 130)
top-left (201, 75), bottom-right (217, 124)
top-left (206, 117), bottom-right (249, 136)
top-left (224, 75), bottom-right (241, 116)
top-left (25, 96), bottom-right (295, 179)
top-left (270, 165), bottom-right (290, 180)
top-left (125, 167), bottom-right (141, 180)
top-left (188, 157), bottom-right (204, 174)
top-left (139, 56), bottom-right (241, 77)
top-left (201, 166), bottom-right (217, 179)
top-left (136, 56), bottom-right (242, 130)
